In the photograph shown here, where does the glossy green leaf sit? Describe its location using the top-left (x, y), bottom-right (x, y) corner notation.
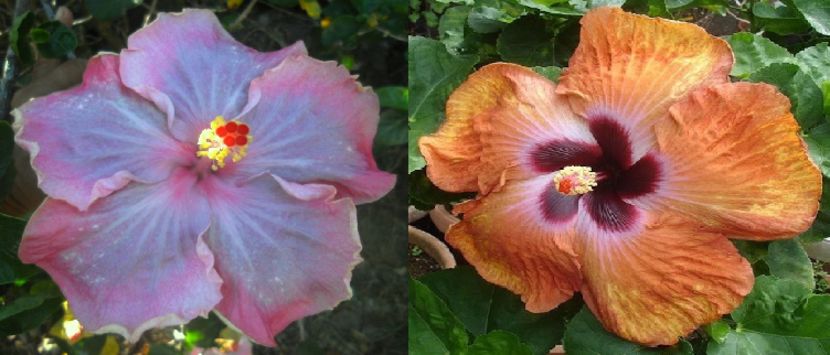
top-left (800, 178), bottom-right (830, 243)
top-left (0, 122), bottom-right (14, 181)
top-left (377, 109), bottom-right (408, 146)
top-left (408, 169), bottom-right (472, 211)
top-left (496, 16), bottom-right (555, 66)
top-left (705, 320), bottom-right (730, 344)
top-left (747, 63), bottom-right (824, 130)
top-left (515, 0), bottom-right (583, 16)
top-left (767, 239), bottom-right (815, 290)
top-left (466, 0), bottom-right (526, 33)
top-left (419, 266), bottom-right (580, 355)
top-left (623, 0), bottom-right (670, 18)
top-left (796, 44), bottom-right (830, 97)
top-left (707, 330), bottom-right (830, 355)
top-left (465, 330), bottom-right (533, 355)
top-left (792, 0), bottom-right (830, 35)
top-left (752, 1), bottom-right (811, 35)
top-left (0, 281), bottom-right (62, 336)
top-left (726, 32), bottom-right (796, 79)
top-left (439, 6), bottom-right (470, 54)
top-left (804, 124), bottom-right (830, 177)
top-left (532, 66), bottom-right (561, 82)
top-left (408, 36), bottom-right (478, 173)
top-left (84, 0), bottom-right (143, 21)
top-left (563, 307), bottom-right (692, 354)
top-left (409, 278), bottom-right (470, 355)
top-left (732, 276), bottom-right (830, 339)
top-left (0, 214), bottom-right (41, 285)
top-left (732, 240), bottom-right (768, 264)
top-left (29, 21), bottom-right (77, 59)
top-left (9, 11), bottom-right (34, 66)
top-left (377, 86), bottom-right (409, 111)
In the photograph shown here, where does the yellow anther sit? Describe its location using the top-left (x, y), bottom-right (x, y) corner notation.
top-left (552, 166), bottom-right (597, 196)
top-left (196, 116), bottom-right (252, 171)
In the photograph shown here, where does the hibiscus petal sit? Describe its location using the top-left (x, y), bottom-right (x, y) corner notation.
top-left (557, 7), bottom-right (732, 160)
top-left (231, 54), bottom-right (394, 204)
top-left (18, 171), bottom-right (222, 341)
top-left (651, 82), bottom-right (821, 239)
top-left (202, 174), bottom-right (361, 345)
top-left (120, 9), bottom-right (307, 141)
top-left (13, 54), bottom-right (190, 211)
top-left (447, 176), bottom-right (582, 312)
top-left (420, 63), bottom-right (594, 195)
top-left (576, 212), bottom-right (753, 346)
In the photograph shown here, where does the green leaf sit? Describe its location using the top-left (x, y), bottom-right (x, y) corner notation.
top-left (377, 86), bottom-right (409, 111)
top-left (792, 0), bottom-right (830, 35)
top-left (419, 266), bottom-right (579, 355)
top-left (466, 0), bottom-right (526, 34)
top-left (0, 214), bottom-right (41, 285)
top-left (732, 240), bottom-right (768, 264)
top-left (408, 169), bottom-right (472, 211)
top-left (563, 307), bottom-right (692, 354)
top-left (0, 122), bottom-right (14, 181)
top-left (0, 283), bottom-right (63, 336)
top-left (419, 266), bottom-right (493, 336)
top-left (707, 330), bottom-right (830, 355)
top-left (496, 16), bottom-right (555, 66)
top-left (515, 0), bottom-right (583, 16)
top-left (796, 44), bottom-right (830, 97)
top-left (532, 66), bottom-right (561, 82)
top-left (29, 21), bottom-right (77, 59)
top-left (183, 313), bottom-right (225, 349)
top-left (623, 0), bottom-right (671, 18)
top-left (767, 239), bottom-right (815, 290)
top-left (804, 124), bottom-right (830, 177)
top-left (747, 63), bottom-right (824, 130)
top-left (752, 1), bottom-right (811, 35)
top-left (705, 320), bottom-right (730, 344)
top-left (84, 0), bottom-right (143, 21)
top-left (9, 11), bottom-right (35, 66)
top-left (732, 276), bottom-right (830, 339)
top-left (465, 330), bottom-right (533, 355)
top-left (438, 6), bottom-right (470, 54)
top-left (725, 32), bottom-right (796, 79)
top-left (377, 109), bottom-right (408, 146)
top-left (409, 278), bottom-right (470, 355)
top-left (408, 36), bottom-right (479, 173)
top-left (800, 178), bottom-right (830, 243)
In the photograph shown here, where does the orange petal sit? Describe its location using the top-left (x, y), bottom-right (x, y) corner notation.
top-left (649, 82), bottom-right (821, 240)
top-left (557, 7), bottom-right (732, 157)
top-left (577, 212), bottom-right (753, 346)
top-left (446, 176), bottom-right (582, 312)
top-left (420, 63), bottom-right (592, 194)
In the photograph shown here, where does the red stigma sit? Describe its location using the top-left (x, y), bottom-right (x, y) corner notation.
top-left (235, 136), bottom-right (248, 146)
top-left (216, 126), bottom-right (227, 137)
top-left (226, 122), bottom-right (238, 133)
top-left (223, 136), bottom-right (236, 147)
top-left (238, 124), bottom-right (249, 135)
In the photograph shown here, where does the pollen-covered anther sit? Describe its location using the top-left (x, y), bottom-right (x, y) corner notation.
top-left (552, 166), bottom-right (598, 196)
top-left (196, 116), bottom-right (253, 171)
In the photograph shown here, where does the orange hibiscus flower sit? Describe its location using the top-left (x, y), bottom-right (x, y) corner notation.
top-left (418, 7), bottom-right (822, 346)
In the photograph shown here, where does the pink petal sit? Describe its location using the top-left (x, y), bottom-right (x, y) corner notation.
top-left (120, 9), bottom-right (307, 141)
top-left (202, 174), bottom-right (361, 345)
top-left (231, 55), bottom-right (395, 204)
top-left (19, 170), bottom-right (222, 341)
top-left (13, 54), bottom-right (191, 211)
